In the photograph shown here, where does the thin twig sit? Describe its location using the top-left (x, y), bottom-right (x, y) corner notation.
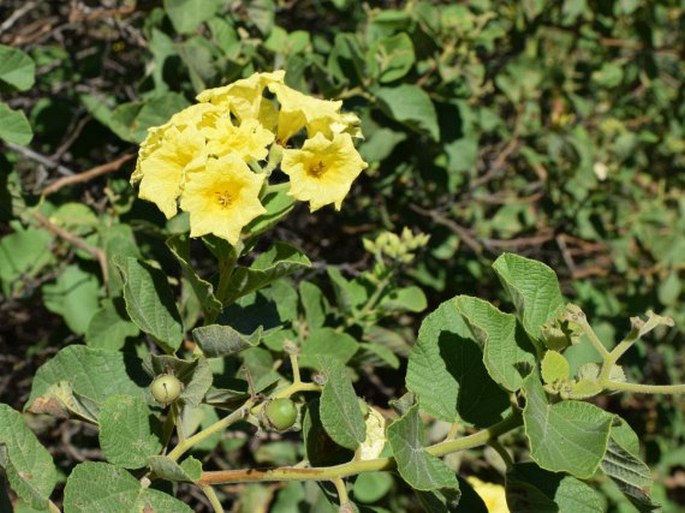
top-left (32, 210), bottom-right (109, 285)
top-left (5, 141), bottom-right (75, 177)
top-left (41, 152), bottom-right (135, 196)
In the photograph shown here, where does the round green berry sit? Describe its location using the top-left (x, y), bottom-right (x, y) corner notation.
top-left (264, 398), bottom-right (298, 431)
top-left (151, 374), bottom-right (182, 404)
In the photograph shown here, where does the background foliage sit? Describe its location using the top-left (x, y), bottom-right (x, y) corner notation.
top-left (1, 0), bottom-right (684, 512)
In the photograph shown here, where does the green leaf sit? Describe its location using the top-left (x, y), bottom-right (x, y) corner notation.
top-left (299, 327), bottom-right (360, 368)
top-left (387, 403), bottom-right (458, 491)
top-left (115, 256), bottom-right (184, 353)
top-left (42, 264), bottom-right (100, 335)
top-left (368, 32), bottom-right (415, 83)
top-left (163, 0), bottom-right (221, 34)
top-left (192, 324), bottom-right (261, 357)
top-left (246, 185), bottom-right (296, 239)
top-left (63, 461), bottom-right (193, 513)
top-left (600, 435), bottom-right (659, 512)
top-left (0, 45), bottom-right (35, 90)
top-left (26, 346), bottom-right (148, 417)
top-left (318, 357), bottom-right (366, 450)
top-left (167, 234), bottom-right (222, 318)
top-left (374, 84), bottom-right (440, 140)
top-left (85, 298), bottom-right (140, 351)
top-left (455, 295), bottom-right (536, 392)
top-left (0, 226), bottom-right (53, 296)
top-left (0, 405), bottom-right (57, 510)
top-left (506, 462), bottom-right (604, 513)
top-left (148, 456), bottom-right (202, 482)
top-left (299, 281), bottom-right (329, 329)
top-left (326, 267), bottom-right (368, 313)
top-left (540, 350), bottom-right (570, 384)
top-left (352, 472), bottom-right (394, 503)
top-left (222, 242), bottom-right (311, 305)
top-left (492, 253), bottom-right (565, 344)
top-left (0, 103), bottom-right (33, 145)
top-left (379, 285), bottom-right (427, 313)
top-left (99, 395), bottom-right (162, 469)
top-left (522, 373), bottom-right (613, 479)
top-left (406, 298), bottom-right (510, 425)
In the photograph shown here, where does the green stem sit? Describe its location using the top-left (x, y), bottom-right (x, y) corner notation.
top-left (168, 402), bottom-right (253, 462)
top-left (604, 381), bottom-right (685, 395)
top-left (488, 439), bottom-right (514, 470)
top-left (345, 271), bottom-right (393, 328)
top-left (200, 484), bottom-right (225, 513)
top-left (569, 305), bottom-right (610, 358)
top-left (48, 500), bottom-right (61, 513)
top-left (251, 381), bottom-right (321, 415)
top-left (198, 411), bottom-right (522, 485)
top-left (332, 476), bottom-right (350, 505)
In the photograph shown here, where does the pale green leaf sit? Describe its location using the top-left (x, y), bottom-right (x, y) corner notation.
top-left (523, 373), bottom-right (613, 478)
top-left (455, 295), bottom-right (536, 391)
top-left (148, 456), bottom-right (202, 482)
top-left (0, 405), bottom-right (57, 510)
top-left (115, 256), bottom-right (184, 353)
top-left (26, 346), bottom-right (148, 416)
top-left (85, 299), bottom-right (140, 351)
top-left (0, 103), bottom-right (33, 145)
top-left (0, 45), bottom-right (35, 90)
top-left (492, 253), bottom-right (565, 344)
top-left (318, 357), bottom-right (366, 450)
top-left (374, 84), bottom-right (440, 140)
top-left (163, 0), bottom-right (221, 34)
top-left (63, 461), bottom-right (192, 513)
top-left (299, 327), bottom-right (359, 368)
top-left (42, 264), bottom-right (100, 335)
top-left (192, 324), bottom-right (260, 357)
top-left (540, 350), bottom-right (570, 384)
top-left (99, 395), bottom-right (162, 469)
top-left (406, 298), bottom-right (510, 425)
top-left (387, 404), bottom-right (458, 491)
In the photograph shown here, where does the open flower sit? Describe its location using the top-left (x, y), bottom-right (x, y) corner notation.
top-left (179, 154), bottom-right (266, 244)
top-left (205, 117), bottom-right (275, 162)
top-left (281, 132), bottom-right (368, 211)
top-left (196, 70), bottom-right (284, 129)
top-left (268, 82), bottom-right (354, 143)
top-left (136, 124), bottom-right (206, 218)
top-left (131, 103), bottom-right (220, 184)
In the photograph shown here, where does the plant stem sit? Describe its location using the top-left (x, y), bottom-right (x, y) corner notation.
top-left (332, 477), bottom-right (350, 505)
top-left (200, 484), bottom-right (225, 513)
top-left (198, 411), bottom-right (522, 486)
top-left (48, 500), bottom-right (61, 513)
top-left (167, 402), bottom-right (253, 462)
top-left (604, 381), bottom-right (685, 395)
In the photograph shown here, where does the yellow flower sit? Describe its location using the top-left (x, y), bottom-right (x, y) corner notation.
top-left (131, 103), bottom-right (220, 184)
top-left (196, 70), bottom-right (284, 128)
top-left (205, 117), bottom-right (275, 162)
top-left (280, 132), bottom-right (368, 211)
top-left (179, 154), bottom-right (266, 244)
top-left (268, 82), bottom-right (352, 143)
top-left (136, 124), bottom-right (206, 218)
top-left (467, 477), bottom-right (510, 513)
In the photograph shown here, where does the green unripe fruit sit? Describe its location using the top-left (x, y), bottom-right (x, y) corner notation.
top-left (151, 374), bottom-right (183, 404)
top-left (264, 398), bottom-right (298, 431)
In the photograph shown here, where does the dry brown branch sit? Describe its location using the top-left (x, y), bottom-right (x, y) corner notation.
top-left (40, 152), bottom-right (135, 197)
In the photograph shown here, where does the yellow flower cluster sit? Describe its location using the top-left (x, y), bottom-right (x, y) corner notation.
top-left (131, 70), bottom-right (367, 245)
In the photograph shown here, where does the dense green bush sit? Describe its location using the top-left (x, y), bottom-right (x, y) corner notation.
top-left (1, 1), bottom-right (684, 512)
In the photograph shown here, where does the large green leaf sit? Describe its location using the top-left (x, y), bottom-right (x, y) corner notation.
top-left (115, 256), bottom-right (184, 353)
top-left (0, 405), bottom-right (57, 510)
top-left (522, 373), bottom-right (613, 479)
top-left (42, 264), bottom-right (100, 335)
top-left (63, 461), bottom-right (192, 513)
top-left (98, 395), bottom-right (162, 469)
top-left (0, 45), bottom-right (35, 90)
top-left (455, 295), bottom-right (536, 391)
top-left (318, 357), bottom-right (366, 450)
top-left (506, 462), bottom-right (604, 513)
top-left (373, 84), bottom-right (439, 140)
top-left (222, 242), bottom-right (311, 305)
top-left (26, 346), bottom-right (148, 419)
top-left (0, 226), bottom-right (53, 296)
top-left (387, 403), bottom-right (458, 491)
top-left (406, 298), bottom-right (509, 425)
top-left (368, 32), bottom-right (415, 83)
top-left (492, 253), bottom-right (565, 344)
top-left (0, 103), bottom-right (33, 145)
